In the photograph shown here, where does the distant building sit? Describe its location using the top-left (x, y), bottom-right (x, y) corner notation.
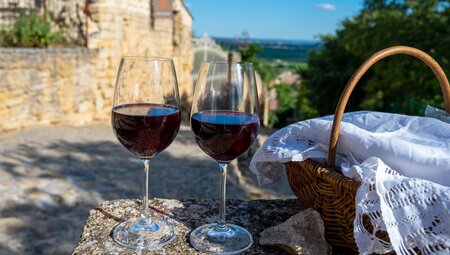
top-left (276, 71), bottom-right (301, 85)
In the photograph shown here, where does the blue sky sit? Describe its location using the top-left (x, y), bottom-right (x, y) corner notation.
top-left (184, 0), bottom-right (364, 41)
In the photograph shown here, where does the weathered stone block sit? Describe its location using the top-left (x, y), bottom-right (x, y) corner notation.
top-left (6, 97), bottom-right (23, 108)
top-left (73, 199), bottom-right (300, 255)
top-left (260, 208), bottom-right (331, 255)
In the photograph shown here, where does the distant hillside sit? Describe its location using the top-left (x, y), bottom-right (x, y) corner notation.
top-left (213, 37), bottom-right (321, 62)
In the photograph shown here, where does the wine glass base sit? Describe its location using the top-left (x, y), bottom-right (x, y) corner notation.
top-left (113, 218), bottom-right (176, 250)
top-left (190, 223), bottom-right (253, 254)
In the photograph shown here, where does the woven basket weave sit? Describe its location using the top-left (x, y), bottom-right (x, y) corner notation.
top-left (286, 46), bottom-right (450, 252)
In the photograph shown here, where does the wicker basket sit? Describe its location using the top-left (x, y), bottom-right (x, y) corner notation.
top-left (286, 46), bottom-right (450, 252)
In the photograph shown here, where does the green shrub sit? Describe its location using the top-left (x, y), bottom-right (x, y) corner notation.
top-left (0, 12), bottom-right (62, 47)
top-left (270, 83), bottom-right (302, 128)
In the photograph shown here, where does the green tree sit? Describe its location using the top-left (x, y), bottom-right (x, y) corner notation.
top-left (239, 44), bottom-right (262, 62)
top-left (300, 0), bottom-right (450, 117)
top-left (300, 35), bottom-right (363, 116)
top-left (271, 83), bottom-right (300, 127)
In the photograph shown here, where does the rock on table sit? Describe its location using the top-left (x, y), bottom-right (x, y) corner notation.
top-left (72, 199), bottom-right (300, 254)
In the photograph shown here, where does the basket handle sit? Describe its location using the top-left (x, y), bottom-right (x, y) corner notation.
top-left (327, 46), bottom-right (450, 166)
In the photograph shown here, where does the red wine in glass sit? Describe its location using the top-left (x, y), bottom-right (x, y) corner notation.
top-left (111, 57), bottom-right (180, 250)
top-left (191, 111), bottom-right (259, 162)
top-left (190, 61), bottom-right (259, 254)
top-left (112, 103), bottom-right (181, 159)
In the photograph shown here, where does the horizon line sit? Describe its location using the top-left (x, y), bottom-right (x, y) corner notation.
top-left (196, 35), bottom-right (320, 43)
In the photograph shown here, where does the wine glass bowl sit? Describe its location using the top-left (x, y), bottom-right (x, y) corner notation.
top-left (112, 103), bottom-right (180, 159)
top-left (111, 57), bottom-right (180, 250)
top-left (191, 110), bottom-right (259, 162)
top-left (190, 61), bottom-right (259, 254)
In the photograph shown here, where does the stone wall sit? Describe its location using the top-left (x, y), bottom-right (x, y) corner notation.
top-left (0, 0), bottom-right (87, 37)
top-left (0, 48), bottom-right (98, 132)
top-left (86, 0), bottom-right (193, 118)
top-left (0, 0), bottom-right (194, 133)
top-left (173, 0), bottom-right (194, 103)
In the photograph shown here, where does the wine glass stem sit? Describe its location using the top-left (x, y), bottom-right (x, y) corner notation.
top-left (141, 159), bottom-right (152, 225)
top-left (218, 163), bottom-right (228, 228)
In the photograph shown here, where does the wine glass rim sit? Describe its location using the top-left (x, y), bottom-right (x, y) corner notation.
top-left (204, 60), bottom-right (253, 66)
top-left (121, 56), bottom-right (174, 62)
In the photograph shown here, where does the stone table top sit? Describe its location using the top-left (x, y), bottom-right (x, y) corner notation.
top-left (72, 199), bottom-right (301, 255)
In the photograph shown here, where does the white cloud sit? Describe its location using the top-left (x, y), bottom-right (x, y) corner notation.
top-left (316, 3), bottom-right (336, 11)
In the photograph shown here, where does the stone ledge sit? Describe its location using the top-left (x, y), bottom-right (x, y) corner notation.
top-left (72, 199), bottom-right (300, 255)
top-left (0, 48), bottom-right (95, 55)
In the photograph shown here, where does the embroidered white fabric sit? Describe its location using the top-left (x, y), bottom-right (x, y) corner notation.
top-left (249, 111), bottom-right (450, 254)
top-left (425, 105), bottom-right (450, 124)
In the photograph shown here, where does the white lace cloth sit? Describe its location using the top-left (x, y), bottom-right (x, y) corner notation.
top-left (250, 111), bottom-right (450, 254)
top-left (425, 105), bottom-right (450, 124)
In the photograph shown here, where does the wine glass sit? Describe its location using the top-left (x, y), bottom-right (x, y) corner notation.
top-left (111, 57), bottom-right (181, 250)
top-left (190, 61), bottom-right (260, 254)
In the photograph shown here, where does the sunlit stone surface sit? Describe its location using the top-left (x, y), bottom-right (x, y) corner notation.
top-left (73, 199), bottom-right (300, 255)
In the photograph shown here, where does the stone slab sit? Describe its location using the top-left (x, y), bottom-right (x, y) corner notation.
top-left (72, 199), bottom-right (301, 255)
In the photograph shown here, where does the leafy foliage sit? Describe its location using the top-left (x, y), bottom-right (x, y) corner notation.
top-left (271, 83), bottom-right (299, 127)
top-left (239, 44), bottom-right (262, 62)
top-left (254, 60), bottom-right (278, 85)
top-left (297, 79), bottom-right (319, 120)
top-left (233, 33), bottom-right (316, 127)
top-left (0, 12), bottom-right (63, 47)
top-left (300, 0), bottom-right (450, 117)
top-left (300, 35), bottom-right (363, 116)
top-left (234, 38), bottom-right (273, 82)
top-left (276, 83), bottom-right (298, 113)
